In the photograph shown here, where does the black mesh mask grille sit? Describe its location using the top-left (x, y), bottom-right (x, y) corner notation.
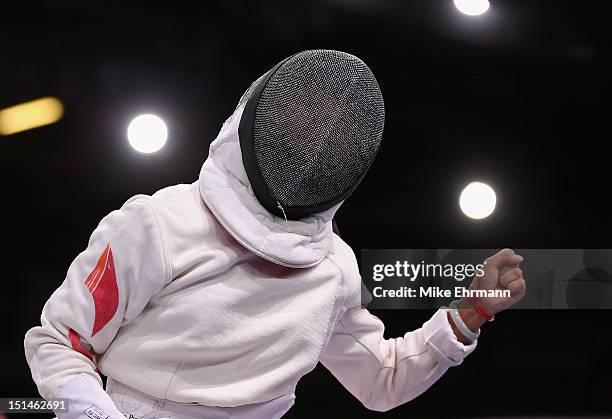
top-left (240, 50), bottom-right (385, 219)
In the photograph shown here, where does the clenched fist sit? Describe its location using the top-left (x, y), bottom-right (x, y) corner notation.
top-left (450, 249), bottom-right (527, 344)
top-left (462, 248), bottom-right (527, 315)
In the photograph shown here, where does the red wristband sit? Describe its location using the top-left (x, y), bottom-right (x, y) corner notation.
top-left (474, 306), bottom-right (495, 321)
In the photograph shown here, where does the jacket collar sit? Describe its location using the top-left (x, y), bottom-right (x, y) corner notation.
top-left (199, 105), bottom-right (340, 268)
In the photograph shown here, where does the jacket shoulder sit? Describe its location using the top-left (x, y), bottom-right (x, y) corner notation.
top-left (147, 183), bottom-right (208, 227)
top-left (144, 182), bottom-right (233, 279)
top-left (121, 183), bottom-right (205, 238)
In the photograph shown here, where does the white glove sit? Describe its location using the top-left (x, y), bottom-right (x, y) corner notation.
top-left (55, 374), bottom-right (125, 419)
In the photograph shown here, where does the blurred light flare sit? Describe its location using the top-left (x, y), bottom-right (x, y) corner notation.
top-left (0, 97), bottom-right (64, 136)
top-left (453, 0), bottom-right (490, 16)
top-left (127, 114), bottom-right (168, 154)
top-left (459, 181), bottom-right (496, 220)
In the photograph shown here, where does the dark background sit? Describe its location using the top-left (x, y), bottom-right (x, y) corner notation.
top-left (2, 0), bottom-right (611, 417)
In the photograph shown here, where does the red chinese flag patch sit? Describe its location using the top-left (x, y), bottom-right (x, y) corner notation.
top-left (84, 244), bottom-right (119, 336)
top-left (68, 328), bottom-right (95, 362)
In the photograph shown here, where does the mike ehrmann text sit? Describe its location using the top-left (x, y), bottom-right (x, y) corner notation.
top-left (372, 286), bottom-right (511, 298)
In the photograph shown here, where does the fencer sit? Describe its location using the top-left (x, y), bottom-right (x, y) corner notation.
top-left (25, 50), bottom-right (526, 419)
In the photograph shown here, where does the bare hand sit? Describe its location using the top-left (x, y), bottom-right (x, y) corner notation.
top-left (463, 248), bottom-right (526, 315)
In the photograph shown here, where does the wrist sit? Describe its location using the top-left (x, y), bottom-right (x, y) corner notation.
top-left (447, 300), bottom-right (482, 344)
top-left (457, 298), bottom-right (490, 330)
top-left (458, 307), bottom-right (487, 332)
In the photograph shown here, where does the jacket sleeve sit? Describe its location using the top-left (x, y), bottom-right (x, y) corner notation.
top-left (24, 197), bottom-right (171, 419)
top-left (319, 307), bottom-right (477, 412)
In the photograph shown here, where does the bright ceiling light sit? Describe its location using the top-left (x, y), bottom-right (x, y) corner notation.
top-left (127, 114), bottom-right (168, 154)
top-left (459, 181), bottom-right (496, 220)
top-left (453, 0), bottom-right (490, 16)
top-left (0, 97), bottom-right (64, 136)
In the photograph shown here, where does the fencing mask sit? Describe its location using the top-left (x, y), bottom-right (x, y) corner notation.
top-left (238, 49), bottom-right (385, 220)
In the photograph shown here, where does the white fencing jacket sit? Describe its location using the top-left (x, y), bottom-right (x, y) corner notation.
top-left (24, 105), bottom-right (477, 419)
